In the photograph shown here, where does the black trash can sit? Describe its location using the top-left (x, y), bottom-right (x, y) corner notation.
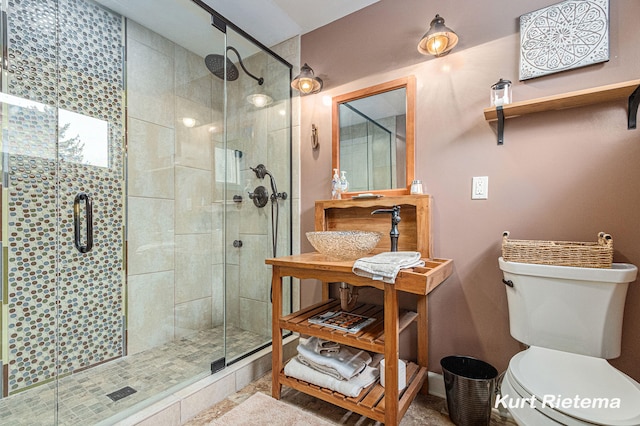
top-left (440, 356), bottom-right (498, 426)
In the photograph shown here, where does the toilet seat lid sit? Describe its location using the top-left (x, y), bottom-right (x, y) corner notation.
top-left (509, 346), bottom-right (640, 426)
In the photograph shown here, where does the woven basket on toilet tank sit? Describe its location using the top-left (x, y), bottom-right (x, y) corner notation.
top-left (501, 231), bottom-right (613, 268)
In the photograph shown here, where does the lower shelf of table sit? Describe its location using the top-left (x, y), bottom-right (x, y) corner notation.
top-left (279, 299), bottom-right (417, 354)
top-left (277, 360), bottom-right (428, 423)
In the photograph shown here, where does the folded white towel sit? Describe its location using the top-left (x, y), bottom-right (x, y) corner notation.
top-left (297, 337), bottom-right (371, 380)
top-left (284, 357), bottom-right (379, 398)
top-left (352, 251), bottom-right (425, 283)
top-left (296, 355), bottom-right (357, 380)
top-left (316, 338), bottom-right (340, 354)
top-left (298, 352), bottom-right (383, 381)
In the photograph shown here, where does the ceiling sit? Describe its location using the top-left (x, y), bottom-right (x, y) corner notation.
top-left (96, 0), bottom-right (380, 60)
top-left (200, 0), bottom-right (381, 47)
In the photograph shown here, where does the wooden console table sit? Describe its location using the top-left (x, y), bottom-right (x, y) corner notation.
top-left (267, 252), bottom-right (453, 425)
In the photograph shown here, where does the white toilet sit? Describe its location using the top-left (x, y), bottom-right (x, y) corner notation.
top-left (498, 257), bottom-right (640, 426)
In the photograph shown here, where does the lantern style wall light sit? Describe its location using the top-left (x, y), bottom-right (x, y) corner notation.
top-left (490, 78), bottom-right (512, 107)
top-left (291, 63), bottom-right (323, 95)
top-left (417, 14), bottom-right (459, 57)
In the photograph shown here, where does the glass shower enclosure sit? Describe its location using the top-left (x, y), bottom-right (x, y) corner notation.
top-left (0, 0), bottom-right (292, 424)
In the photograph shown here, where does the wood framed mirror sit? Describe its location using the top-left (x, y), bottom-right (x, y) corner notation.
top-left (332, 76), bottom-right (415, 196)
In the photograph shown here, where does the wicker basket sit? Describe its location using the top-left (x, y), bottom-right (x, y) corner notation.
top-left (501, 231), bottom-right (613, 268)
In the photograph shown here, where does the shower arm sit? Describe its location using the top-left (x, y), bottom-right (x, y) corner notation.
top-left (227, 46), bottom-right (264, 85)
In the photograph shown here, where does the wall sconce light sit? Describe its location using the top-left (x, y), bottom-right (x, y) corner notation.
top-left (490, 78), bottom-right (512, 107)
top-left (291, 63), bottom-right (323, 95)
top-left (417, 14), bottom-right (459, 57)
top-left (247, 93), bottom-right (273, 108)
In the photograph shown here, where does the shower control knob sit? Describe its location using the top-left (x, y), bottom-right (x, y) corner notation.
top-left (248, 185), bottom-right (269, 208)
top-left (233, 240), bottom-right (243, 248)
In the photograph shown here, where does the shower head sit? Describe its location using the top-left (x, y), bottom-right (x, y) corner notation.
top-left (204, 54), bottom-right (239, 81)
top-left (205, 46), bottom-right (263, 85)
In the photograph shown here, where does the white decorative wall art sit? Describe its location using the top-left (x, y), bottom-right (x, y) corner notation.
top-left (519, 0), bottom-right (609, 80)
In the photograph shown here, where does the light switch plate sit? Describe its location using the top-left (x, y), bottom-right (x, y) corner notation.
top-left (472, 176), bottom-right (488, 200)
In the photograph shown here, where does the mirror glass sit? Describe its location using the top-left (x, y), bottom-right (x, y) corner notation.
top-left (332, 76), bottom-right (415, 196)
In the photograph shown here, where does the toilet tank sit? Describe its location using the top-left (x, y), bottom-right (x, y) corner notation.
top-left (498, 258), bottom-right (638, 359)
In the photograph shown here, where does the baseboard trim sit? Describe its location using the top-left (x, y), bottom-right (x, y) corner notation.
top-left (427, 371), bottom-right (446, 399)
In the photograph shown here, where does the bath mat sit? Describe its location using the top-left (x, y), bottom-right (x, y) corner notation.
top-left (207, 392), bottom-right (333, 426)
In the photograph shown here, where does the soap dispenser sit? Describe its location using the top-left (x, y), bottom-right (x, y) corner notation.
top-left (331, 168), bottom-right (341, 199)
top-left (340, 171), bottom-right (349, 194)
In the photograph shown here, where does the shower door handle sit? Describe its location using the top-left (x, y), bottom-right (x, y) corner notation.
top-left (73, 192), bottom-right (94, 253)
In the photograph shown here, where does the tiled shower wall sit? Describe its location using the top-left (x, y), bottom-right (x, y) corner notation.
top-left (126, 19), bottom-right (224, 355)
top-left (126, 21), bottom-right (297, 354)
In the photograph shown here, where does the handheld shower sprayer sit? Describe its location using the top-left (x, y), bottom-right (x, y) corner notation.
top-left (250, 164), bottom-right (287, 202)
top-left (249, 164), bottom-right (287, 304)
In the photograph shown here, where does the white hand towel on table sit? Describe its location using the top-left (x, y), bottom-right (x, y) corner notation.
top-left (352, 251), bottom-right (425, 283)
top-left (284, 357), bottom-right (379, 398)
top-left (297, 337), bottom-right (371, 380)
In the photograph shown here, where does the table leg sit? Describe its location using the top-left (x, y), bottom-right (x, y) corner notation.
top-left (384, 282), bottom-right (399, 426)
top-left (321, 281), bottom-right (330, 301)
top-left (271, 266), bottom-right (283, 399)
top-left (417, 294), bottom-right (429, 394)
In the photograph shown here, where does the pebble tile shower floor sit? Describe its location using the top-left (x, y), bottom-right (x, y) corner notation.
top-left (0, 326), bottom-right (268, 425)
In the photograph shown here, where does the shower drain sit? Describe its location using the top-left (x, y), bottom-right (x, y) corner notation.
top-left (106, 386), bottom-right (137, 402)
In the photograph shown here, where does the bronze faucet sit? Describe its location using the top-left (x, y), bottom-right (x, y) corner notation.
top-left (371, 205), bottom-right (401, 252)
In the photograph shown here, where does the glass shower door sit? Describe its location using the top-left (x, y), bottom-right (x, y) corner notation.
top-left (53, 0), bottom-right (126, 419)
top-left (0, 0), bottom-right (126, 423)
top-left (222, 27), bottom-right (292, 363)
top-left (0, 89), bottom-right (60, 426)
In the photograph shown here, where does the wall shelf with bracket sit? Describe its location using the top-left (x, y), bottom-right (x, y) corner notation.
top-left (483, 79), bottom-right (640, 145)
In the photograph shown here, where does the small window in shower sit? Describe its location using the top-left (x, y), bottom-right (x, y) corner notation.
top-left (58, 108), bottom-right (109, 167)
top-left (215, 146), bottom-right (241, 185)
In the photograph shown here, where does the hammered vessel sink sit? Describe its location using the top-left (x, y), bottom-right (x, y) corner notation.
top-left (306, 231), bottom-right (382, 260)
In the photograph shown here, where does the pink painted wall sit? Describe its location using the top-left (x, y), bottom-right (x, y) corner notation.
top-left (299, 0), bottom-right (640, 380)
